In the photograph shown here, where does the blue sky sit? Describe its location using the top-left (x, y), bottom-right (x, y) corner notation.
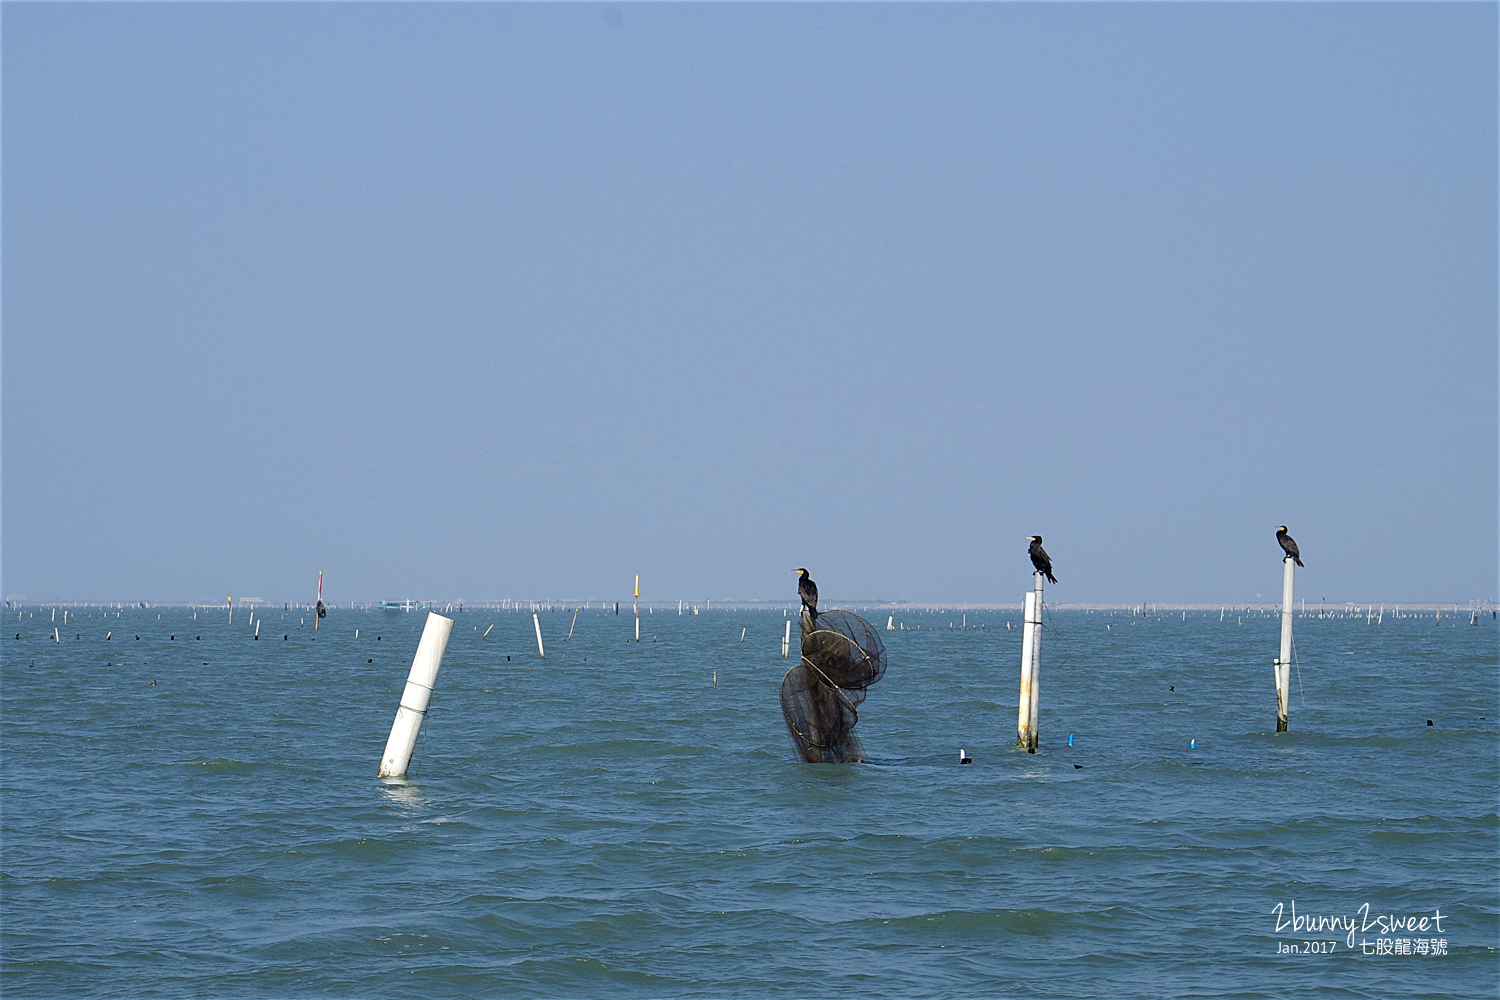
top-left (3, 2), bottom-right (1495, 605)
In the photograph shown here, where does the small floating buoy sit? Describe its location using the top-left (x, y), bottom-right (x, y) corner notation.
top-left (1169, 685), bottom-right (1174, 691)
top-left (958, 749), bottom-right (972, 764)
top-left (1426, 720), bottom-right (1433, 726)
top-left (1067, 733), bottom-right (1074, 746)
top-left (150, 680), bottom-right (156, 686)
top-left (367, 659), bottom-right (373, 663)
top-left (1073, 764), bottom-right (1082, 769)
top-left (1190, 739), bottom-right (1197, 749)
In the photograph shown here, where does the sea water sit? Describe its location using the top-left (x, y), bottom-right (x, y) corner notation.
top-left (3, 606), bottom-right (1496, 997)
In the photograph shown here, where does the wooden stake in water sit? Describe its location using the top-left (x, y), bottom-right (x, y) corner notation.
top-left (1275, 556), bottom-right (1294, 732)
top-left (378, 612), bottom-right (454, 777)
top-left (567, 608), bottom-right (579, 640)
top-left (533, 613), bottom-right (546, 659)
top-left (314, 572), bottom-right (323, 631)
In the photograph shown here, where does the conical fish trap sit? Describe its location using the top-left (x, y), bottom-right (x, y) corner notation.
top-left (780, 609), bottom-right (887, 763)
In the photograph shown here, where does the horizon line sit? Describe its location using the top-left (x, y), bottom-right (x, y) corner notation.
top-left (7, 599), bottom-right (1497, 612)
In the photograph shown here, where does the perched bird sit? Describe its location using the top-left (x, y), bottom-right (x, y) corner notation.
top-left (1027, 536), bottom-right (1057, 584)
top-left (793, 568), bottom-right (818, 617)
top-left (1276, 526), bottom-right (1304, 566)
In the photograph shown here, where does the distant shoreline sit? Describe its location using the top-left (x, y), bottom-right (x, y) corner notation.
top-left (7, 600), bottom-right (1496, 613)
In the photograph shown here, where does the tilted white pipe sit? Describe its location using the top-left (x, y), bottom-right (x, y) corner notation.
top-left (378, 612), bottom-right (455, 777)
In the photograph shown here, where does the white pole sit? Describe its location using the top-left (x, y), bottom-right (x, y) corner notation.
top-left (782, 618), bottom-right (791, 658)
top-left (1029, 573), bottom-right (1043, 749)
top-left (378, 612), bottom-right (454, 777)
top-left (1017, 591), bottom-right (1036, 749)
top-left (533, 613), bottom-right (545, 659)
top-left (1276, 557), bottom-right (1294, 732)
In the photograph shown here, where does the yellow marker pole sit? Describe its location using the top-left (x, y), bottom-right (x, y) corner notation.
top-left (633, 575), bottom-right (640, 642)
top-left (228, 594), bottom-right (233, 625)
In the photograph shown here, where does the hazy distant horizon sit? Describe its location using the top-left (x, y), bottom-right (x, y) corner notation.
top-left (7, 594), bottom-right (1493, 612)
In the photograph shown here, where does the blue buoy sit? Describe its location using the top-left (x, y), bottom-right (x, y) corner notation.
top-left (1067, 733), bottom-right (1075, 746)
top-left (1189, 739), bottom-right (1197, 750)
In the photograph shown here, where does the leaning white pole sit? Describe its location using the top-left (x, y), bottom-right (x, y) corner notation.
top-left (378, 612), bottom-right (455, 777)
top-left (533, 613), bottom-right (545, 659)
top-left (782, 618), bottom-right (791, 658)
top-left (1275, 557), bottom-right (1294, 732)
top-left (1017, 591), bottom-right (1037, 749)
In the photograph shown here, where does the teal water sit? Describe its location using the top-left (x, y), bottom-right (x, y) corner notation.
top-left (3, 606), bottom-right (1496, 997)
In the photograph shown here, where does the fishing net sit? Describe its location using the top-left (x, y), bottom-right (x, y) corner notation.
top-left (780, 609), bottom-right (887, 763)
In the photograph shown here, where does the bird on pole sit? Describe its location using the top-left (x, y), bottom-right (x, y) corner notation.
top-left (1276, 526), bottom-right (1304, 566)
top-left (793, 568), bottom-right (819, 617)
top-left (1027, 536), bottom-right (1057, 584)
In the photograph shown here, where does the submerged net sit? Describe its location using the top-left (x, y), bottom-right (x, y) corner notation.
top-left (780, 609), bottom-right (887, 763)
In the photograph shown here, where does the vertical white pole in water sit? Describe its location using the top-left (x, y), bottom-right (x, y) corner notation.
top-left (1029, 574), bottom-right (1043, 749)
top-left (633, 575), bottom-right (640, 642)
top-left (1275, 557), bottom-right (1294, 732)
top-left (1017, 590), bottom-right (1036, 749)
top-left (227, 594), bottom-right (233, 625)
top-left (533, 613), bottom-right (545, 659)
top-left (378, 612), bottom-right (455, 777)
top-left (782, 618), bottom-right (791, 658)
top-left (1019, 573), bottom-right (1044, 749)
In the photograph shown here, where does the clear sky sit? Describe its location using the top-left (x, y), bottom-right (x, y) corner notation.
top-left (3, 2), bottom-right (1495, 606)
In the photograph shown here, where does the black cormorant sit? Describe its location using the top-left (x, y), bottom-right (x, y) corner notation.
top-left (1027, 536), bottom-right (1057, 584)
top-left (793, 568), bottom-right (818, 616)
top-left (1276, 526), bottom-right (1304, 566)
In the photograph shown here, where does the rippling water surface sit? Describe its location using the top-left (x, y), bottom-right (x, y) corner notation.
top-left (3, 605), bottom-right (1496, 997)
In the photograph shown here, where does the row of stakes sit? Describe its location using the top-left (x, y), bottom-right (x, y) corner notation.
top-left (376, 558), bottom-right (1310, 778)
